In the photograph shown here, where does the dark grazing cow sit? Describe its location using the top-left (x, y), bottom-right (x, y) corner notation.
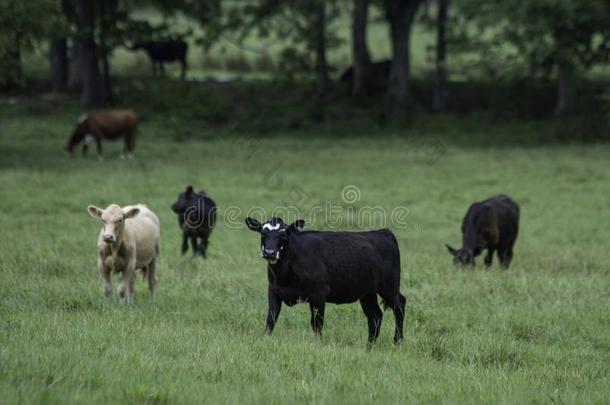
top-left (245, 217), bottom-right (407, 344)
top-left (446, 194), bottom-right (520, 269)
top-left (65, 109), bottom-right (139, 159)
top-left (171, 186), bottom-right (217, 257)
top-left (339, 60), bottom-right (392, 94)
top-left (132, 40), bottom-right (188, 80)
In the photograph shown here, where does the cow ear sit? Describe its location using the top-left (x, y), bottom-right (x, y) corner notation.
top-left (245, 217), bottom-right (262, 232)
top-left (87, 205), bottom-right (103, 219)
top-left (124, 207), bottom-right (140, 219)
top-left (287, 219), bottom-right (305, 234)
top-left (186, 186), bottom-right (194, 195)
top-left (446, 244), bottom-right (458, 256)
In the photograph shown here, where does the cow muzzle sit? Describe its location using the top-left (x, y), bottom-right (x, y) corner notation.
top-left (103, 234), bottom-right (116, 244)
top-left (262, 248), bottom-right (280, 263)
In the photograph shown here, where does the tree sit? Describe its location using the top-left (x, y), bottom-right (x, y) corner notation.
top-left (0, 0), bottom-right (63, 87)
top-left (351, 0), bottom-right (370, 96)
top-left (223, 0), bottom-right (341, 119)
top-left (66, 0), bottom-right (133, 105)
top-left (49, 0), bottom-right (71, 92)
top-left (75, 0), bottom-right (103, 107)
top-left (383, 0), bottom-right (424, 104)
top-left (49, 38), bottom-right (68, 91)
top-left (433, 0), bottom-right (449, 112)
top-left (453, 0), bottom-right (610, 116)
top-left (313, 0), bottom-right (330, 98)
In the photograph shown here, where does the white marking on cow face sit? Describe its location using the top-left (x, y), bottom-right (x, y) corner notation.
top-left (262, 223), bottom-right (281, 231)
top-left (77, 113), bottom-right (88, 124)
top-left (260, 221), bottom-right (286, 263)
top-left (84, 134), bottom-right (94, 144)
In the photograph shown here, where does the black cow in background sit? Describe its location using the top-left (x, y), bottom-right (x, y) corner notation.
top-left (171, 186), bottom-right (216, 257)
top-left (132, 40), bottom-right (188, 80)
top-left (245, 217), bottom-right (407, 344)
top-left (446, 194), bottom-right (520, 269)
top-left (339, 60), bottom-right (392, 94)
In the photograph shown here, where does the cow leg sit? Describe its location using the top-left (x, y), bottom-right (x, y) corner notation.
top-left (82, 144), bottom-right (88, 157)
top-left (118, 267), bottom-right (135, 304)
top-left (95, 137), bottom-right (103, 160)
top-left (498, 246), bottom-right (514, 270)
top-left (266, 288), bottom-right (282, 334)
top-left (180, 58), bottom-right (187, 80)
top-left (197, 238), bottom-right (206, 257)
top-left (309, 302), bottom-right (325, 337)
top-left (359, 294), bottom-right (383, 343)
top-left (392, 293), bottom-right (407, 344)
top-left (147, 259), bottom-right (157, 299)
top-left (121, 136), bottom-right (128, 159)
top-left (160, 62), bottom-right (165, 76)
top-left (190, 236), bottom-right (200, 256)
top-left (125, 130), bottom-right (136, 158)
top-left (98, 258), bottom-right (112, 298)
top-left (484, 248), bottom-right (495, 268)
top-left (181, 233), bottom-right (189, 255)
top-left (200, 233), bottom-right (210, 258)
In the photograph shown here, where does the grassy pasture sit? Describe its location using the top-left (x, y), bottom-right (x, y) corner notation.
top-left (0, 85), bottom-right (609, 403)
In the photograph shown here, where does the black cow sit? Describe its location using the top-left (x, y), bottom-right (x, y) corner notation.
top-left (339, 60), bottom-right (392, 94)
top-left (245, 217), bottom-right (407, 344)
top-left (171, 186), bottom-right (216, 257)
top-left (446, 194), bottom-right (520, 269)
top-left (132, 40), bottom-right (188, 79)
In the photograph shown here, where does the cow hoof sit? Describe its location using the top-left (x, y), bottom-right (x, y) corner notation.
top-left (127, 153), bottom-right (134, 160)
top-left (119, 153), bottom-right (125, 160)
top-left (97, 155), bottom-right (104, 161)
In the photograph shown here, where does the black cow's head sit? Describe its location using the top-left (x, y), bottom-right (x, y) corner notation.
top-left (171, 186), bottom-right (198, 214)
top-left (446, 245), bottom-right (474, 267)
top-left (245, 217), bottom-right (304, 264)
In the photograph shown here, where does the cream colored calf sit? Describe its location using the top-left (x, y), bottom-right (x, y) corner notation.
top-left (87, 203), bottom-right (160, 303)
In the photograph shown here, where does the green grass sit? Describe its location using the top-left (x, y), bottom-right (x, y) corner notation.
top-left (1, 87), bottom-right (610, 404)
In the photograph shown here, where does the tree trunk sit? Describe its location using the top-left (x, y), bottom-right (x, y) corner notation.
top-left (433, 0), bottom-right (449, 112)
top-left (314, 1), bottom-right (330, 98)
top-left (49, 38), bottom-right (68, 92)
top-left (352, 0), bottom-right (370, 96)
top-left (5, 32), bottom-right (24, 85)
top-left (312, 0), bottom-right (329, 121)
top-left (385, 0), bottom-right (421, 104)
top-left (76, 0), bottom-right (103, 108)
top-left (68, 40), bottom-right (86, 90)
top-left (100, 43), bottom-right (112, 104)
top-left (98, 0), bottom-right (117, 104)
top-left (555, 60), bottom-right (575, 116)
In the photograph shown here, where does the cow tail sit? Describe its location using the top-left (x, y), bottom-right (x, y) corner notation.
top-left (381, 230), bottom-right (401, 310)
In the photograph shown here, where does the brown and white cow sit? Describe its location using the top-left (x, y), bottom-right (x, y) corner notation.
top-left (66, 109), bottom-right (139, 159)
top-left (87, 204), bottom-right (160, 303)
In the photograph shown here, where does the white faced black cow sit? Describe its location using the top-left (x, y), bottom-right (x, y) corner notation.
top-left (245, 217), bottom-right (407, 344)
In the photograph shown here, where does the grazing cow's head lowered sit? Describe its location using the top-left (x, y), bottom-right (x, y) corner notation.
top-left (65, 114), bottom-right (90, 155)
top-left (88, 204), bottom-right (140, 244)
top-left (245, 217), bottom-right (304, 264)
top-left (446, 245), bottom-right (475, 267)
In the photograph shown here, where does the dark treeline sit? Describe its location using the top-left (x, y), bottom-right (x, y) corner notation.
top-left (1, 0), bottom-right (609, 117)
